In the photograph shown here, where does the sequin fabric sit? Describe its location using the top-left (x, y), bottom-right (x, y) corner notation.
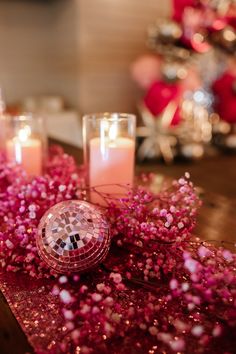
top-left (37, 201), bottom-right (110, 273)
top-left (0, 272), bottom-right (64, 353)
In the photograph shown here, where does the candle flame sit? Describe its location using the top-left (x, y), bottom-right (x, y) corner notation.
top-left (100, 120), bottom-right (109, 158)
top-left (18, 125), bottom-right (31, 142)
top-left (109, 122), bottom-right (118, 141)
top-left (99, 119), bottom-right (119, 158)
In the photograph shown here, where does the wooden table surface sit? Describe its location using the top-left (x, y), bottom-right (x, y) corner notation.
top-left (1, 142), bottom-right (236, 354)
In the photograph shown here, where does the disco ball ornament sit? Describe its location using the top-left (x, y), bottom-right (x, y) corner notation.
top-left (36, 200), bottom-right (110, 274)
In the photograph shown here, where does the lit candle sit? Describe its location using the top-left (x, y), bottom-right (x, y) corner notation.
top-left (89, 120), bottom-right (135, 205)
top-left (6, 125), bottom-right (43, 176)
top-left (0, 116), bottom-right (8, 150)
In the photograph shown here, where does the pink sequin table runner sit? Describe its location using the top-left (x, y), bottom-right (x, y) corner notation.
top-left (1, 266), bottom-right (236, 354)
top-left (0, 272), bottom-right (65, 354)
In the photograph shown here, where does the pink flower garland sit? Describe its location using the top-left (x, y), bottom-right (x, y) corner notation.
top-left (0, 147), bottom-right (236, 353)
top-left (0, 146), bottom-right (86, 278)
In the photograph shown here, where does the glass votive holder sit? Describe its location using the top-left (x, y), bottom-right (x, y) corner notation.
top-left (0, 114), bottom-right (10, 151)
top-left (6, 114), bottom-right (47, 176)
top-left (83, 112), bottom-right (136, 205)
top-left (0, 90), bottom-right (9, 151)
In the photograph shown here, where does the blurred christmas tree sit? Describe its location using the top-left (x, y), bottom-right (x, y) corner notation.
top-left (132, 0), bottom-right (236, 162)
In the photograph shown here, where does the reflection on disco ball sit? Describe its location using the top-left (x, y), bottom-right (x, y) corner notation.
top-left (36, 200), bottom-right (110, 274)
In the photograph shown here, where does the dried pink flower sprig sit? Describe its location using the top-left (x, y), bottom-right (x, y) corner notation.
top-left (0, 148), bottom-right (198, 280)
top-left (54, 177), bottom-right (236, 353)
top-left (55, 239), bottom-right (236, 353)
top-left (0, 147), bottom-right (235, 353)
top-left (56, 241), bottom-right (236, 354)
top-left (0, 146), bottom-right (86, 277)
top-left (108, 174), bottom-right (199, 242)
top-left (102, 174), bottom-right (201, 282)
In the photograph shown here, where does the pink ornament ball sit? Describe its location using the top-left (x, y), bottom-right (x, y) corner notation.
top-left (131, 55), bottom-right (162, 89)
top-left (36, 200), bottom-right (110, 274)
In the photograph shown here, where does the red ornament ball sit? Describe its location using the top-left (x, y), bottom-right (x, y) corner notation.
top-left (212, 71), bottom-right (236, 124)
top-left (36, 200), bottom-right (110, 274)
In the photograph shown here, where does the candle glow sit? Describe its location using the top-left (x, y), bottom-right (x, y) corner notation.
top-left (86, 114), bottom-right (136, 205)
top-left (6, 123), bottom-right (43, 176)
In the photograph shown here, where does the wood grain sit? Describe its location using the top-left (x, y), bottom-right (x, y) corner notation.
top-left (0, 1), bottom-right (53, 104)
top-left (0, 0), bottom-right (171, 112)
top-left (78, 0), bottom-right (171, 113)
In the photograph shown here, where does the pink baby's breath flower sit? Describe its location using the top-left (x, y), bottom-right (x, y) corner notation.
top-left (5, 239), bottom-right (14, 249)
top-left (184, 258), bottom-right (198, 273)
top-left (0, 153), bottom-right (235, 354)
top-left (91, 293), bottom-right (102, 302)
top-left (191, 325), bottom-right (204, 337)
top-left (60, 290), bottom-right (73, 304)
top-left (170, 279), bottom-right (178, 290)
top-left (170, 338), bottom-right (185, 351)
top-left (110, 272), bottom-right (122, 284)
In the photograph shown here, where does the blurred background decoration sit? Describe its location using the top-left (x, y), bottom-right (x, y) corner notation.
top-left (0, 0), bottom-right (235, 161)
top-left (132, 0), bottom-right (236, 161)
top-left (0, 0), bottom-right (170, 147)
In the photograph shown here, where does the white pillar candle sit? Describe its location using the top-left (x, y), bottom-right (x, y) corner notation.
top-left (89, 134), bottom-right (135, 205)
